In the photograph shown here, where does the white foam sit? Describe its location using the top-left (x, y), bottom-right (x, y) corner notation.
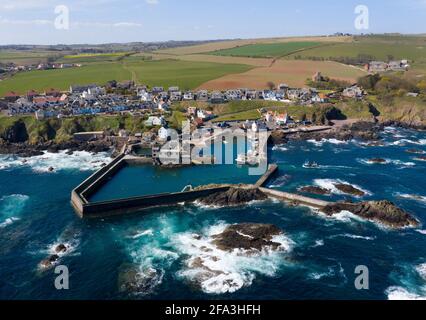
top-left (272, 145), bottom-right (288, 152)
top-left (128, 229), bottom-right (154, 239)
top-left (312, 239), bottom-right (324, 248)
top-left (172, 223), bottom-right (294, 294)
top-left (416, 230), bottom-right (426, 235)
top-left (391, 139), bottom-right (426, 146)
top-left (307, 139), bottom-right (348, 147)
top-left (386, 286), bottom-right (426, 300)
top-left (0, 194), bottom-right (29, 228)
top-left (313, 179), bottom-right (371, 197)
top-left (0, 150), bottom-right (111, 173)
top-left (396, 193), bottom-right (426, 205)
top-left (330, 233), bottom-right (376, 241)
top-left (416, 263), bottom-right (426, 280)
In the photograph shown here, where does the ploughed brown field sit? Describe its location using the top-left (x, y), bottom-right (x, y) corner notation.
top-left (198, 60), bottom-right (367, 90)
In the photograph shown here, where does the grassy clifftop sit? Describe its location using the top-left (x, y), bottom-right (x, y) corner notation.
top-left (0, 115), bottom-right (147, 144)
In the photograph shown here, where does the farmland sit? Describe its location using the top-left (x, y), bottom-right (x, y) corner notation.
top-left (199, 60), bottom-right (366, 90)
top-left (210, 42), bottom-right (323, 58)
top-left (0, 59), bottom-right (252, 95)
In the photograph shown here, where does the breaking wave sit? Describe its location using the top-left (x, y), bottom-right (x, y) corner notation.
top-left (0, 194), bottom-right (29, 228)
top-left (0, 150), bottom-right (111, 173)
top-left (313, 179), bottom-right (371, 197)
top-left (172, 223), bottom-right (294, 295)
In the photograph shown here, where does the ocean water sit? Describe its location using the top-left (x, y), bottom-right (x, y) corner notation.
top-left (0, 127), bottom-right (426, 300)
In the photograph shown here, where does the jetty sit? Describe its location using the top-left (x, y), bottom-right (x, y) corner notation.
top-left (71, 155), bottom-right (329, 218)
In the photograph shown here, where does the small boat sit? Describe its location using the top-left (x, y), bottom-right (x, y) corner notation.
top-left (303, 161), bottom-right (319, 169)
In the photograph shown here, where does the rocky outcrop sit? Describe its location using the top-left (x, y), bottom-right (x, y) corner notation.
top-left (118, 264), bottom-right (162, 296)
top-left (269, 130), bottom-right (288, 145)
top-left (381, 120), bottom-right (426, 131)
top-left (322, 200), bottom-right (419, 229)
top-left (39, 254), bottom-right (59, 269)
top-left (406, 149), bottom-right (425, 155)
top-left (211, 223), bottom-right (284, 252)
top-left (299, 186), bottom-right (331, 195)
top-left (334, 183), bottom-right (366, 197)
top-left (199, 187), bottom-right (267, 207)
top-left (0, 140), bottom-right (113, 157)
top-left (289, 121), bottom-right (383, 143)
top-left (414, 156), bottom-right (426, 162)
top-left (368, 158), bottom-right (387, 164)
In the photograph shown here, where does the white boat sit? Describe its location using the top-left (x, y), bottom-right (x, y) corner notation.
top-left (303, 161), bottom-right (319, 169)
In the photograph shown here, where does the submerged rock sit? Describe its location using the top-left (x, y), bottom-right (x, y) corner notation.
top-left (368, 158), bottom-right (387, 164)
top-left (334, 183), bottom-right (365, 197)
top-left (299, 186), bottom-right (331, 195)
top-left (322, 200), bottom-right (419, 229)
top-left (406, 149), bottom-right (425, 155)
top-left (199, 187), bottom-right (267, 207)
top-left (211, 223), bottom-right (283, 252)
top-left (118, 264), bottom-right (162, 296)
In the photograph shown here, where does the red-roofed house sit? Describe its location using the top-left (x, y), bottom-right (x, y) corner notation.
top-left (4, 91), bottom-right (20, 102)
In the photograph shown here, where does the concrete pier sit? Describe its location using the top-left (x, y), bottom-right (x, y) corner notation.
top-left (255, 164), bottom-right (278, 188)
top-left (259, 187), bottom-right (331, 209)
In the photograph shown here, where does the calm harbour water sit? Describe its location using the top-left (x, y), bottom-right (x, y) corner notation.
top-left (1, 126), bottom-right (426, 300)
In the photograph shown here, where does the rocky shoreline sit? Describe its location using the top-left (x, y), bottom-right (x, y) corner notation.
top-left (0, 139), bottom-right (115, 157)
top-left (321, 200), bottom-right (420, 229)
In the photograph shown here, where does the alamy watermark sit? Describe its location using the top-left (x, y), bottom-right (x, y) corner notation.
top-left (157, 121), bottom-right (269, 176)
top-left (354, 5), bottom-right (369, 30)
top-left (54, 5), bottom-right (70, 30)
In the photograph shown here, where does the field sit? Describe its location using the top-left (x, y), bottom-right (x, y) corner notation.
top-left (0, 59), bottom-right (252, 95)
top-left (199, 60), bottom-right (366, 90)
top-left (286, 42), bottom-right (426, 62)
top-left (0, 50), bottom-right (66, 65)
top-left (210, 42), bottom-right (323, 58)
top-left (157, 36), bottom-right (351, 55)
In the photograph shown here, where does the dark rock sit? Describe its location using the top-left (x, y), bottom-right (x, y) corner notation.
top-left (414, 156), bottom-right (426, 162)
top-left (199, 187), bottom-right (267, 207)
top-left (322, 200), bottom-right (419, 229)
top-left (269, 131), bottom-right (288, 145)
top-left (118, 264), bottom-right (161, 295)
top-left (368, 158), bottom-right (387, 164)
top-left (40, 254), bottom-right (59, 268)
top-left (334, 183), bottom-right (365, 197)
top-left (406, 149), bottom-right (425, 154)
top-left (212, 223), bottom-right (283, 252)
top-left (48, 167), bottom-right (55, 172)
top-left (299, 186), bottom-right (331, 195)
top-left (55, 244), bottom-right (67, 254)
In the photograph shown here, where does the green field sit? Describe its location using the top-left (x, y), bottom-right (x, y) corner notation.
top-left (210, 42), bottom-right (323, 58)
top-left (0, 50), bottom-right (64, 65)
top-left (287, 42), bottom-right (426, 62)
top-left (0, 58), bottom-right (252, 96)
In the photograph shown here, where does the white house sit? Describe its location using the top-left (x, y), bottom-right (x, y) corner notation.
top-left (145, 116), bottom-right (166, 127)
top-left (158, 126), bottom-right (173, 141)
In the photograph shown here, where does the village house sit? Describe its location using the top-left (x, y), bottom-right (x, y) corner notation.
top-left (342, 85), bottom-right (364, 99)
top-left (145, 116), bottom-right (166, 127)
top-left (367, 61), bottom-right (388, 73)
top-left (170, 91), bottom-right (182, 102)
top-left (4, 91), bottom-right (20, 102)
top-left (158, 126), bottom-right (174, 141)
top-left (197, 109), bottom-right (214, 120)
top-left (183, 91), bottom-right (194, 101)
top-left (196, 90), bottom-right (209, 101)
top-left (168, 86), bottom-right (179, 93)
top-left (210, 92), bottom-right (225, 104)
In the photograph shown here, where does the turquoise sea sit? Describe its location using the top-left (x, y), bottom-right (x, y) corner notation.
top-left (1, 126), bottom-right (426, 300)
